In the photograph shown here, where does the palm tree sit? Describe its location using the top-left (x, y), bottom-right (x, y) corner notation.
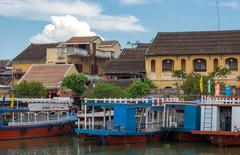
top-left (215, 67), bottom-right (231, 83)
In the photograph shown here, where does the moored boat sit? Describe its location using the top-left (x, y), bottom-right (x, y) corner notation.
top-left (192, 96), bottom-right (240, 146)
top-left (0, 97), bottom-right (77, 140)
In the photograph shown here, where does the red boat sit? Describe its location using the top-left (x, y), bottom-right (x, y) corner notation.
top-left (0, 97), bottom-right (76, 140)
top-left (192, 96), bottom-right (240, 146)
top-left (192, 130), bottom-right (240, 146)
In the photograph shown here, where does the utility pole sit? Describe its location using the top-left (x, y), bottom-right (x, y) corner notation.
top-left (216, 0), bottom-right (221, 30)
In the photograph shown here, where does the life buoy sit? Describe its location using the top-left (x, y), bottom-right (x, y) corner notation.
top-left (48, 125), bottom-right (54, 131)
top-left (20, 127), bottom-right (27, 135)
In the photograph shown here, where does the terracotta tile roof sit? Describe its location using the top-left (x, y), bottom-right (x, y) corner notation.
top-left (147, 30), bottom-right (240, 56)
top-left (136, 43), bottom-right (150, 48)
top-left (65, 36), bottom-right (99, 44)
top-left (0, 60), bottom-right (11, 69)
top-left (13, 43), bottom-right (59, 62)
top-left (119, 48), bottom-right (146, 59)
top-left (100, 40), bottom-right (118, 46)
top-left (104, 48), bottom-right (146, 74)
top-left (19, 64), bottom-right (75, 87)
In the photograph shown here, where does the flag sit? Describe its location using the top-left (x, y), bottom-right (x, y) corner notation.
top-left (225, 85), bottom-right (231, 97)
top-left (10, 95), bottom-right (14, 108)
top-left (208, 79), bottom-right (211, 94)
top-left (200, 76), bottom-right (203, 93)
top-left (1, 95), bottom-right (6, 108)
top-left (215, 83), bottom-right (220, 96)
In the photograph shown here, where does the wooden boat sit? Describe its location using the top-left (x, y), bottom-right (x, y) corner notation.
top-left (0, 98), bottom-right (76, 140)
top-left (192, 96), bottom-right (240, 146)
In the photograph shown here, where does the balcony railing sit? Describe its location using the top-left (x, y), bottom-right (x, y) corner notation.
top-left (57, 47), bottom-right (112, 58)
top-left (96, 50), bottom-right (112, 58)
top-left (57, 47), bottom-right (88, 57)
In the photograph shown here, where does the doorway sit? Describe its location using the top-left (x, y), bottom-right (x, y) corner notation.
top-left (219, 107), bottom-right (232, 131)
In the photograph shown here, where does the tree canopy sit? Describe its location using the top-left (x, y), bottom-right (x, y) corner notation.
top-left (88, 82), bottom-right (125, 98)
top-left (126, 79), bottom-right (155, 98)
top-left (15, 81), bottom-right (47, 98)
top-left (61, 74), bottom-right (88, 97)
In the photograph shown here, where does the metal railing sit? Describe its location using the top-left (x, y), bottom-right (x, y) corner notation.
top-left (57, 47), bottom-right (88, 57)
top-left (201, 96), bottom-right (240, 104)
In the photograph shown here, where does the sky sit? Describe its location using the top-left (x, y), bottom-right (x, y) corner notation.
top-left (1, 0), bottom-right (240, 59)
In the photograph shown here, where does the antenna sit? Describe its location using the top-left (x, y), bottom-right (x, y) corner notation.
top-left (216, 0), bottom-right (221, 30)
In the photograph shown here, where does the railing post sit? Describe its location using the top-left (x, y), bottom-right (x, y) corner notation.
top-left (20, 113), bottom-right (23, 125)
top-left (12, 112), bottom-right (15, 125)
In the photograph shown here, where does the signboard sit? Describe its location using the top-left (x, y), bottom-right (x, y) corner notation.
top-left (28, 103), bottom-right (69, 111)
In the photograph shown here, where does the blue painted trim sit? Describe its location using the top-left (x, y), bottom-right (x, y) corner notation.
top-left (0, 108), bottom-right (28, 114)
top-left (0, 120), bottom-right (74, 130)
top-left (161, 127), bottom-right (192, 132)
top-left (74, 129), bottom-right (157, 136)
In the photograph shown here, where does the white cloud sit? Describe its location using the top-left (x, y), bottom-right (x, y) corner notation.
top-left (30, 15), bottom-right (96, 43)
top-left (0, 0), bottom-right (147, 32)
top-left (221, 1), bottom-right (240, 10)
top-left (120, 0), bottom-right (159, 5)
top-left (87, 15), bottom-right (147, 32)
top-left (0, 0), bottom-right (101, 20)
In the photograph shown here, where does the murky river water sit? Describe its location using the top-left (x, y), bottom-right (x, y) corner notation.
top-left (0, 135), bottom-right (240, 155)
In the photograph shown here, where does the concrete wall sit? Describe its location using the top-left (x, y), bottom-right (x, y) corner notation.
top-left (200, 106), bottom-right (220, 131)
top-left (231, 107), bottom-right (240, 131)
top-left (146, 54), bottom-right (240, 89)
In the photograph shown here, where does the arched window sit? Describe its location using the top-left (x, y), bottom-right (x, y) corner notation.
top-left (214, 59), bottom-right (218, 71)
top-left (193, 59), bottom-right (207, 72)
top-left (181, 59), bottom-right (186, 72)
top-left (151, 59), bottom-right (156, 72)
top-left (162, 59), bottom-right (174, 72)
top-left (225, 58), bottom-right (238, 71)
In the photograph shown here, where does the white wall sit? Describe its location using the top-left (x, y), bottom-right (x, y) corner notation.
top-left (231, 107), bottom-right (240, 131)
top-left (201, 106), bottom-right (219, 131)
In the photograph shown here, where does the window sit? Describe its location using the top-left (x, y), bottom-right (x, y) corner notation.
top-left (151, 60), bottom-right (156, 72)
top-left (75, 64), bottom-right (83, 73)
top-left (225, 58), bottom-right (238, 71)
top-left (78, 44), bottom-right (87, 49)
top-left (193, 59), bottom-right (206, 72)
top-left (162, 59), bottom-right (174, 72)
top-left (214, 59), bottom-right (218, 71)
top-left (181, 59), bottom-right (186, 71)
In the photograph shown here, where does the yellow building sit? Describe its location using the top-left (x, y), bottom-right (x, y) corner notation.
top-left (46, 36), bottom-right (121, 76)
top-left (12, 43), bottom-right (60, 84)
top-left (146, 30), bottom-right (240, 90)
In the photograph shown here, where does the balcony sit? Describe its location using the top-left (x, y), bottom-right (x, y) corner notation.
top-left (96, 50), bottom-right (112, 58)
top-left (57, 47), bottom-right (88, 57)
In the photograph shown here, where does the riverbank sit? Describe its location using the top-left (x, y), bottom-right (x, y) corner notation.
top-left (0, 135), bottom-right (240, 155)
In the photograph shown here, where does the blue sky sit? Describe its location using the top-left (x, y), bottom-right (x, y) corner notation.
top-left (1, 0), bottom-right (240, 59)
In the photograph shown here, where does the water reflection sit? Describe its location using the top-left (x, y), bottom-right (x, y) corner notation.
top-left (0, 135), bottom-right (240, 155)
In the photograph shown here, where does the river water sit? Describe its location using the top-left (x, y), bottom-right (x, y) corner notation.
top-left (0, 135), bottom-right (239, 155)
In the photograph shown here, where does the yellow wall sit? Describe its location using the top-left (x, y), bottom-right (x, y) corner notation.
top-left (146, 54), bottom-right (240, 89)
top-left (66, 56), bottom-right (90, 74)
top-left (46, 48), bottom-right (66, 64)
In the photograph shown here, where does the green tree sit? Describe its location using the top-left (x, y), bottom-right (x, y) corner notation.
top-left (126, 79), bottom-right (154, 98)
top-left (88, 82), bottom-right (125, 98)
top-left (61, 74), bottom-right (88, 97)
top-left (172, 70), bottom-right (187, 92)
top-left (15, 81), bottom-right (46, 98)
top-left (215, 67), bottom-right (231, 82)
top-left (181, 73), bottom-right (215, 100)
